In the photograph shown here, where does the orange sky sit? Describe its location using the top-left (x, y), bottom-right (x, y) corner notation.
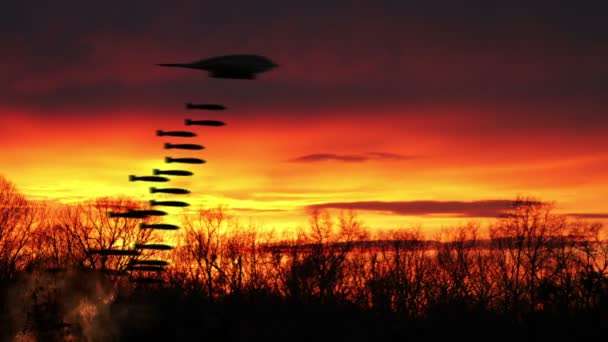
top-left (1, 1), bottom-right (607, 235)
top-left (2, 104), bottom-right (607, 235)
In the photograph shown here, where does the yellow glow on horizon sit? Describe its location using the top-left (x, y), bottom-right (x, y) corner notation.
top-left (2, 108), bottom-right (607, 235)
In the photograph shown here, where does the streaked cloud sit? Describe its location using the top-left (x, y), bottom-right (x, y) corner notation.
top-left (289, 152), bottom-right (418, 163)
top-left (565, 213), bottom-right (608, 219)
top-left (307, 200), bottom-right (522, 218)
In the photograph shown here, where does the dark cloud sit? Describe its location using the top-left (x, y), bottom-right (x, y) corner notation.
top-left (307, 200), bottom-right (522, 218)
top-left (290, 154), bottom-right (367, 163)
top-left (1, 0), bottom-right (607, 133)
top-left (289, 152), bottom-right (418, 163)
top-left (366, 152), bottom-right (418, 161)
top-left (3, 1), bottom-right (607, 43)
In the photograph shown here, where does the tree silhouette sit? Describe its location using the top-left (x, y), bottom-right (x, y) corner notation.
top-left (1, 175), bottom-right (607, 340)
top-left (48, 197), bottom-right (159, 274)
top-left (0, 176), bottom-right (43, 281)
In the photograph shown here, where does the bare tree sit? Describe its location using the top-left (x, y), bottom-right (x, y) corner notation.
top-left (489, 197), bottom-right (566, 312)
top-left (178, 205), bottom-right (231, 299)
top-left (52, 197), bottom-right (159, 273)
top-left (278, 209), bottom-right (367, 303)
top-left (434, 224), bottom-right (478, 306)
top-left (366, 228), bottom-right (432, 318)
top-left (0, 176), bottom-right (43, 280)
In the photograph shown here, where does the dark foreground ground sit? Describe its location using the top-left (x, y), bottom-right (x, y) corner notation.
top-left (112, 292), bottom-right (608, 342)
top-left (2, 279), bottom-right (607, 342)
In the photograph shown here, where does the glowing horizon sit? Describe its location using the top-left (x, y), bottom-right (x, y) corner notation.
top-left (2, 105), bottom-right (606, 234)
top-left (1, 1), bottom-right (607, 234)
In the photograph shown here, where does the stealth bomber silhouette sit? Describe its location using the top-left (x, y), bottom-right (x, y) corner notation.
top-left (116, 53), bottom-right (276, 277)
top-left (157, 54), bottom-right (277, 79)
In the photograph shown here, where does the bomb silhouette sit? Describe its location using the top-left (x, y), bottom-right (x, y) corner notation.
top-left (105, 54), bottom-right (277, 280)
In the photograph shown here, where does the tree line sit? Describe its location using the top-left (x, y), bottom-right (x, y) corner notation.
top-left (1, 175), bottom-right (607, 340)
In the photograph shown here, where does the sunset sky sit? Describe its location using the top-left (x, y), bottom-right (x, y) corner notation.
top-left (1, 1), bottom-right (607, 234)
